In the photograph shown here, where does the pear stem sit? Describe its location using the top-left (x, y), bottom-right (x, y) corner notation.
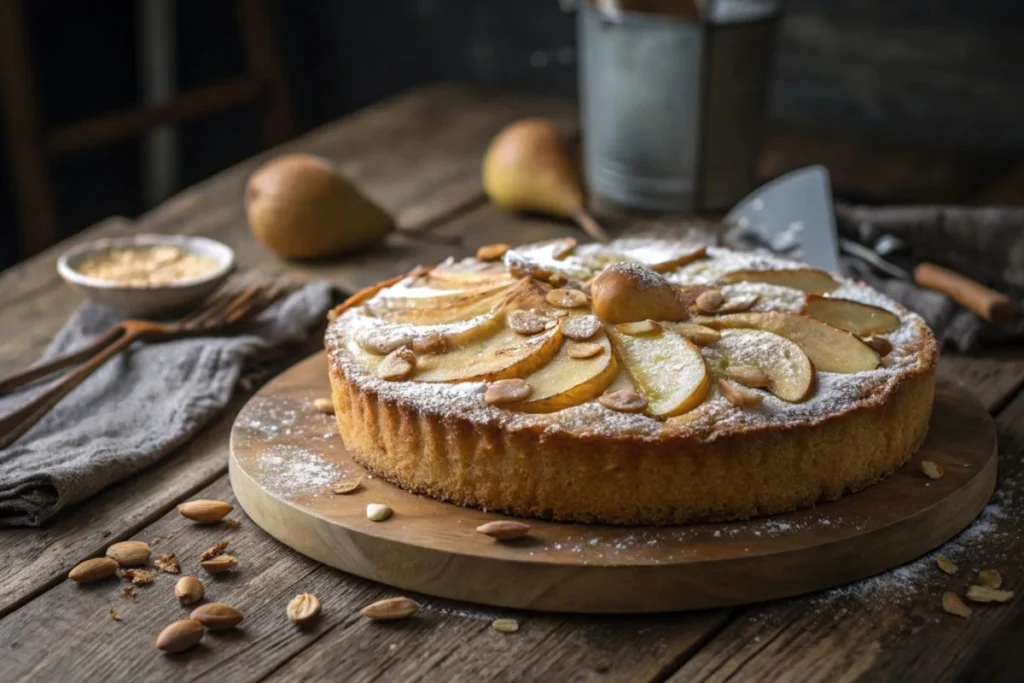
top-left (571, 207), bottom-right (611, 243)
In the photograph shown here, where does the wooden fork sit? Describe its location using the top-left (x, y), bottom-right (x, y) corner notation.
top-left (0, 282), bottom-right (285, 450)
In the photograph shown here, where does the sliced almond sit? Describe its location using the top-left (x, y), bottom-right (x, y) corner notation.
top-left (598, 389), bottom-right (648, 413)
top-left (377, 347), bottom-right (417, 381)
top-left (695, 289), bottom-right (724, 313)
top-left (156, 619), bottom-right (204, 653)
top-left (936, 555), bottom-right (958, 575)
top-left (965, 585), bottom-right (1014, 604)
top-left (361, 596), bottom-right (420, 620)
top-left (200, 554), bottom-right (238, 575)
top-left (718, 378), bottom-right (763, 409)
top-left (287, 593), bottom-right (322, 626)
top-left (921, 460), bottom-right (944, 480)
top-left (717, 294), bottom-right (759, 314)
top-left (105, 540), bottom-right (151, 567)
top-left (330, 479), bottom-right (362, 495)
top-left (508, 309), bottom-right (547, 335)
top-left (492, 618), bottom-right (520, 634)
top-left (313, 397), bottom-right (335, 414)
top-left (154, 553), bottom-right (181, 574)
top-left (358, 332), bottom-right (413, 356)
top-left (567, 342), bottom-right (603, 359)
top-left (484, 378), bottom-right (532, 405)
top-left (366, 503), bottom-right (393, 522)
top-left (412, 331), bottom-right (449, 355)
top-left (942, 592), bottom-right (973, 618)
top-left (725, 364), bottom-right (770, 389)
top-left (190, 602), bottom-right (244, 630)
top-left (476, 520), bottom-right (531, 540)
top-left (178, 499), bottom-right (234, 524)
top-left (662, 322), bottom-right (721, 346)
top-left (476, 243), bottom-right (510, 261)
top-left (865, 335), bottom-right (894, 357)
top-left (546, 288), bottom-right (588, 309)
top-left (977, 569), bottom-right (1003, 589)
top-left (615, 320), bottom-right (659, 336)
top-left (175, 576), bottom-right (205, 605)
top-left (68, 557), bottom-right (119, 584)
top-left (562, 314), bottom-right (602, 341)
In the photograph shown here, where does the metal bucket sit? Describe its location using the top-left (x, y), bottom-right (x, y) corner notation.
top-left (579, 0), bottom-right (780, 213)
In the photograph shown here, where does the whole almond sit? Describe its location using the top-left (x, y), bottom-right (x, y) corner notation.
top-left (695, 289), bottom-right (725, 313)
top-left (178, 499), bottom-right (234, 524)
top-left (360, 596), bottom-right (420, 620)
top-left (200, 554), bottom-right (238, 575)
top-left (476, 520), bottom-right (531, 540)
top-left (366, 503), bottom-right (393, 522)
top-left (68, 557), bottom-right (119, 583)
top-left (313, 397), bottom-right (335, 414)
top-left (156, 619), bottom-right (204, 653)
top-left (105, 540), bottom-right (151, 567)
top-left (287, 593), bottom-right (322, 626)
top-left (190, 602), bottom-right (244, 630)
top-left (175, 576), bottom-right (205, 605)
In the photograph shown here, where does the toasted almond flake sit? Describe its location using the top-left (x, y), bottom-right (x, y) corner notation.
top-left (936, 555), bottom-right (958, 575)
top-left (476, 243), bottom-right (510, 261)
top-left (718, 378), bottom-right (763, 409)
top-left (361, 597), bottom-right (420, 620)
top-left (718, 294), bottom-right (759, 314)
top-left (222, 518), bottom-right (242, 529)
top-left (599, 389), bottom-right (647, 413)
top-left (313, 397), bottom-right (335, 414)
top-left (178, 499), bottom-right (234, 524)
top-left (412, 331), bottom-right (448, 354)
top-left (616, 320), bottom-right (659, 336)
top-left (476, 520), bottom-right (531, 540)
top-left (965, 585), bottom-right (1015, 604)
top-left (942, 592), bottom-right (973, 618)
top-left (567, 342), bottom-right (603, 359)
top-left (200, 540), bottom-right (229, 561)
top-left (120, 568), bottom-right (156, 586)
top-left (865, 335), bottom-right (893, 357)
top-left (977, 569), bottom-right (1003, 589)
top-left (330, 479), bottom-right (363, 495)
top-left (175, 576), bottom-right (205, 605)
top-left (562, 314), bottom-right (602, 341)
top-left (154, 553), bottom-right (181, 574)
top-left (366, 503), bottom-right (393, 522)
top-left (695, 289), bottom-right (725, 313)
top-left (357, 331), bottom-right (412, 355)
top-left (921, 460), bottom-right (944, 480)
top-left (725, 364), bottom-right (770, 388)
top-left (492, 618), bottom-right (519, 633)
top-left (508, 309), bottom-right (547, 335)
top-left (378, 347), bottom-right (416, 381)
top-left (200, 554), bottom-right (238, 575)
top-left (546, 287), bottom-right (588, 309)
top-left (68, 557), bottom-right (119, 584)
top-left (287, 593), bottom-right (322, 626)
top-left (484, 378), bottom-right (532, 405)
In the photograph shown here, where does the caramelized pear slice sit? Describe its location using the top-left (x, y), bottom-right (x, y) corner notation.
top-left (712, 330), bottom-right (814, 402)
top-left (697, 312), bottom-right (879, 373)
top-left (718, 268), bottom-right (839, 294)
top-left (427, 258), bottom-right (516, 289)
top-left (415, 325), bottom-right (563, 383)
top-left (606, 325), bottom-right (710, 417)
top-left (516, 330), bottom-right (618, 413)
top-left (803, 295), bottom-right (900, 336)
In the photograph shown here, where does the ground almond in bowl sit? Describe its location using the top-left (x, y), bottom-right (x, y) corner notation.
top-left (76, 245), bottom-right (219, 286)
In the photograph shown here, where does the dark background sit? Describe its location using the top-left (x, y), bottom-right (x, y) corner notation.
top-left (2, 0), bottom-right (1022, 268)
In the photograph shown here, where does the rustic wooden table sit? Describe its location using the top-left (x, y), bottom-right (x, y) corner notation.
top-left (1, 84), bottom-right (1023, 682)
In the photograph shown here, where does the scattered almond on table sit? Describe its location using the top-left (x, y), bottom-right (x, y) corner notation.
top-left (175, 576), bottom-right (205, 605)
top-left (200, 540), bottom-right (229, 561)
top-left (105, 540), bottom-right (151, 567)
top-left (361, 597), bottom-right (419, 620)
top-left (190, 602), bottom-right (244, 630)
top-left (313, 397), bottom-right (335, 414)
top-left (366, 503), bottom-right (393, 522)
top-left (109, 606), bottom-right (122, 622)
top-left (965, 585), bottom-right (1015, 604)
top-left (976, 568), bottom-right (1003, 589)
top-left (178, 499), bottom-right (234, 524)
top-left (920, 460), bottom-right (944, 480)
top-left (330, 479), bottom-right (362, 495)
top-left (935, 555), bottom-right (958, 575)
top-left (492, 618), bottom-right (519, 634)
top-left (121, 568), bottom-right (156, 586)
top-left (941, 592), bottom-right (973, 618)
top-left (200, 554), bottom-right (238, 575)
top-left (476, 520), bottom-right (531, 541)
top-left (287, 593), bottom-right (322, 626)
top-left (154, 553), bottom-right (181, 574)
top-left (156, 619), bottom-right (204, 653)
top-left (68, 557), bottom-right (119, 584)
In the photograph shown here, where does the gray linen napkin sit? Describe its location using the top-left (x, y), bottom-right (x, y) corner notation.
top-left (0, 282), bottom-right (333, 527)
top-left (835, 203), bottom-right (1024, 352)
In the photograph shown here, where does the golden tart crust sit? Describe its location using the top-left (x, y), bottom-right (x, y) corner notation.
top-left (325, 239), bottom-right (939, 525)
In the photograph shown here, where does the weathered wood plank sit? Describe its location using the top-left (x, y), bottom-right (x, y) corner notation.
top-left (667, 365), bottom-right (1024, 683)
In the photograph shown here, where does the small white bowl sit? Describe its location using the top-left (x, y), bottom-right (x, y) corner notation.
top-left (57, 234), bottom-right (235, 316)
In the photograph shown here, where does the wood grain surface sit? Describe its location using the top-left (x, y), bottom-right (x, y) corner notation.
top-left (1, 84), bottom-right (1023, 682)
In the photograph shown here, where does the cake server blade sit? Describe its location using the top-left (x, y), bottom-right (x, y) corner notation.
top-left (723, 165), bottom-right (842, 273)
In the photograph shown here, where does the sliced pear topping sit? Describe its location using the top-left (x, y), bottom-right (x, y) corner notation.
top-left (712, 329), bottom-right (814, 402)
top-left (414, 325), bottom-right (563, 383)
top-left (718, 268), bottom-right (839, 294)
top-left (606, 325), bottom-right (710, 418)
top-left (515, 331), bottom-right (618, 413)
top-left (698, 312), bottom-right (879, 374)
top-left (661, 322), bottom-right (721, 346)
top-left (591, 262), bottom-right (693, 324)
top-left (370, 282), bottom-right (513, 325)
top-left (803, 295), bottom-right (901, 336)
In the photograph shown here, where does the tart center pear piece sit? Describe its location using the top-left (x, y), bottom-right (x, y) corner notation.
top-left (591, 263), bottom-right (700, 325)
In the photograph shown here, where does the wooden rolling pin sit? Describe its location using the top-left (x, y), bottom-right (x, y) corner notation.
top-left (914, 263), bottom-right (1015, 324)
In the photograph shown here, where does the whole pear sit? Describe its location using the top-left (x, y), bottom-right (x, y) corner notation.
top-left (245, 154), bottom-right (393, 259)
top-left (483, 119), bottom-right (608, 242)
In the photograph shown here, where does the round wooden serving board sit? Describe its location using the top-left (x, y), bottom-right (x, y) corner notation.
top-left (229, 353), bottom-right (997, 613)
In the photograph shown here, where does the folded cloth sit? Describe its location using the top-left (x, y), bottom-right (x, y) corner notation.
top-left (835, 203), bottom-right (1024, 352)
top-left (0, 281), bottom-right (334, 527)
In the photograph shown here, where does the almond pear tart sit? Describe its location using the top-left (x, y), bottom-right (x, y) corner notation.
top-left (325, 237), bottom-right (938, 525)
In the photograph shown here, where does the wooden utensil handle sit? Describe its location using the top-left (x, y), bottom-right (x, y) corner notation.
top-left (0, 326), bottom-right (126, 395)
top-left (913, 262), bottom-right (1015, 324)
